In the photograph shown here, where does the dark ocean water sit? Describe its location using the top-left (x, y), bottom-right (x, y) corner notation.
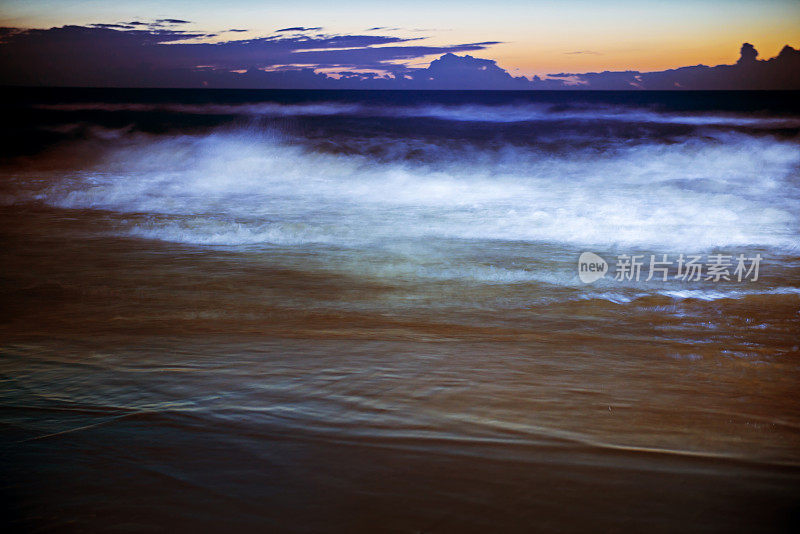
top-left (1, 88), bottom-right (800, 532)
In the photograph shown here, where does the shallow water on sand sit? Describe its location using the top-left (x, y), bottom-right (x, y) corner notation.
top-left (1, 89), bottom-right (800, 532)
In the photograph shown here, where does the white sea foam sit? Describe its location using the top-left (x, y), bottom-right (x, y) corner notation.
top-left (570, 287), bottom-right (800, 305)
top-left (658, 287), bottom-right (800, 300)
top-left (32, 127), bottom-right (799, 255)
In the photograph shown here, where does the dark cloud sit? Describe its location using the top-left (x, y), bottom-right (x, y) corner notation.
top-left (402, 53), bottom-right (530, 89)
top-left (552, 43), bottom-right (800, 89)
top-left (0, 24), bottom-right (503, 87)
top-left (89, 19), bottom-right (193, 31)
top-left (564, 50), bottom-right (601, 55)
top-left (227, 29), bottom-right (248, 33)
top-left (286, 41), bottom-right (500, 71)
top-left (276, 27), bottom-right (323, 33)
top-left (737, 42), bottom-right (758, 64)
top-left (90, 23), bottom-right (134, 29)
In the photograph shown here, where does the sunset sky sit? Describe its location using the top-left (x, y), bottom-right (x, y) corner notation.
top-left (1, 0), bottom-right (798, 77)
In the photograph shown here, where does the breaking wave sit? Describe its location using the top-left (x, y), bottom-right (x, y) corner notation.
top-left (4, 96), bottom-right (798, 301)
top-left (20, 127), bottom-right (797, 253)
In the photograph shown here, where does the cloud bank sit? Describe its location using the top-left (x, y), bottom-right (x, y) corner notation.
top-left (0, 22), bottom-right (797, 89)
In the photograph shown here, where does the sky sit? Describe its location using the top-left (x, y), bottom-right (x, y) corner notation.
top-left (1, 0), bottom-right (799, 78)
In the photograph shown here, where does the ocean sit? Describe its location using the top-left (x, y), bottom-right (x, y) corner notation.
top-left (1, 88), bottom-right (799, 532)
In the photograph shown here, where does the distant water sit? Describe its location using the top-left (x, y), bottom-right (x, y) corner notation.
top-left (1, 89), bottom-right (799, 532)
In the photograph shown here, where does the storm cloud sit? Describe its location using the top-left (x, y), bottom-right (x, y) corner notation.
top-left (0, 22), bottom-right (797, 89)
top-left (0, 23), bottom-right (504, 87)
